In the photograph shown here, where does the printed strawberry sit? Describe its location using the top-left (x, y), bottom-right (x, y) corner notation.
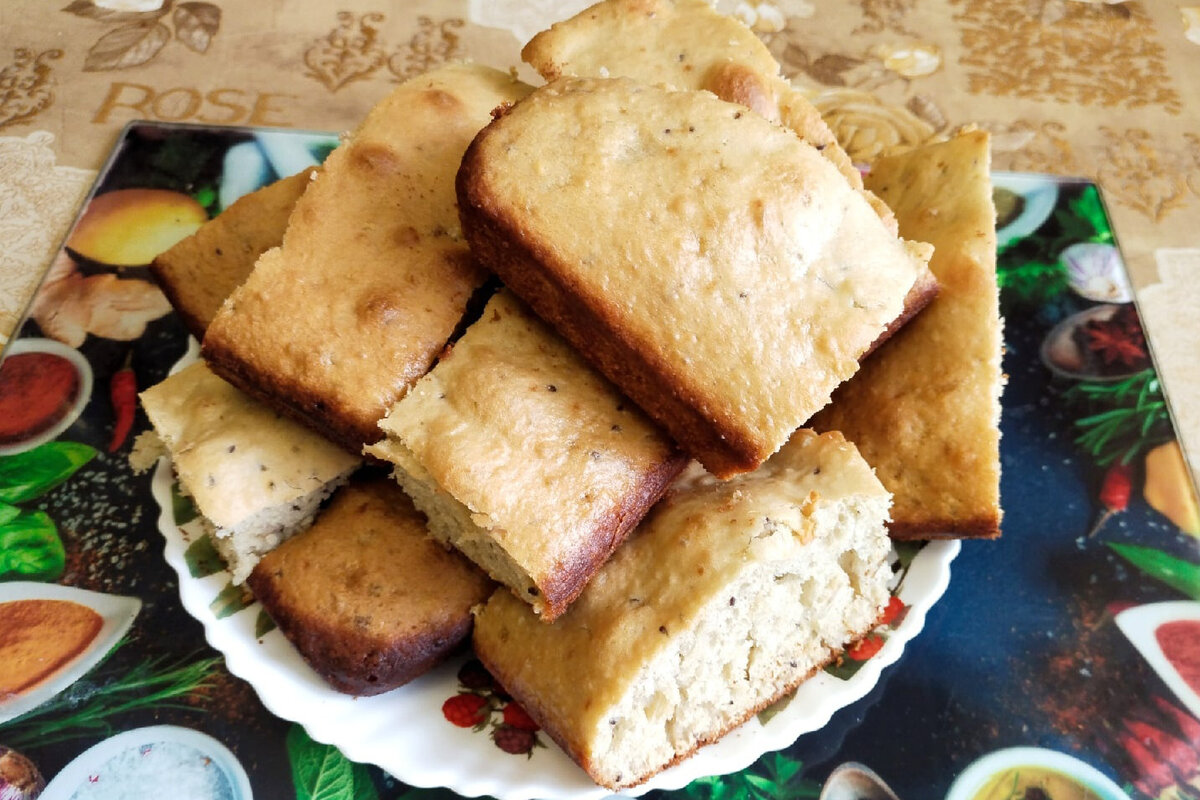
top-left (502, 701), bottom-right (540, 732)
top-left (846, 634), bottom-right (884, 661)
top-left (878, 596), bottom-right (906, 627)
top-left (443, 693), bottom-right (490, 729)
top-left (492, 724), bottom-right (538, 756)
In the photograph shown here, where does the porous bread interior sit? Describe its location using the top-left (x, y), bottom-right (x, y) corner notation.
top-left (206, 469), bottom-right (352, 585)
top-left (133, 428), bottom-right (354, 585)
top-left (373, 438), bottom-right (542, 613)
top-left (586, 494), bottom-right (889, 787)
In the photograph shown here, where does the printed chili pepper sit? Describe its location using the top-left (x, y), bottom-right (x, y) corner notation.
top-left (1088, 461), bottom-right (1132, 537)
top-left (107, 352), bottom-right (136, 453)
top-left (1119, 730), bottom-right (1174, 796)
top-left (1125, 717), bottom-right (1199, 779)
top-left (1153, 695), bottom-right (1200, 745)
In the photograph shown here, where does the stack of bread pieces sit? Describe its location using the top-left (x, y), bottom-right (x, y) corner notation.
top-left (137, 0), bottom-right (1002, 789)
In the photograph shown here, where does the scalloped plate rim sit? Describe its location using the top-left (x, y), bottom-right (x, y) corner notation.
top-left (153, 435), bottom-right (957, 799)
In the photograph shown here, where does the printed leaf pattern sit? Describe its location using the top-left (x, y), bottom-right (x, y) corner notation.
top-left (184, 534), bottom-right (224, 578)
top-left (173, 2), bottom-right (220, 53)
top-left (62, 0), bottom-right (169, 24)
top-left (83, 20), bottom-right (171, 71)
top-left (65, 0), bottom-right (222, 70)
top-left (286, 724), bottom-right (380, 800)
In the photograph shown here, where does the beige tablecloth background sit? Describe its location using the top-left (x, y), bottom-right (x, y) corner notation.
top-left (2, 0), bottom-right (1198, 485)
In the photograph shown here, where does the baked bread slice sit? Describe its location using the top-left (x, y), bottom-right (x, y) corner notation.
top-left (202, 64), bottom-right (532, 452)
top-left (151, 169), bottom-right (314, 340)
top-left (520, 0), bottom-right (938, 345)
top-left (811, 129), bottom-right (1003, 538)
top-left (135, 361), bottom-right (359, 583)
top-left (522, 0), bottom-right (862, 195)
top-left (247, 476), bottom-right (494, 695)
top-left (473, 429), bottom-right (893, 790)
top-left (366, 289), bottom-right (686, 620)
top-left (457, 77), bottom-right (933, 478)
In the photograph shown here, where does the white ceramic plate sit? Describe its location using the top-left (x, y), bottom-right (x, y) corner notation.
top-left (149, 370), bottom-right (958, 800)
top-left (0, 582), bottom-right (141, 724)
top-left (40, 724), bottom-right (252, 800)
top-left (1115, 600), bottom-right (1200, 721)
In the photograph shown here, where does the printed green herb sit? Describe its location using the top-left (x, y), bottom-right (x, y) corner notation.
top-left (286, 724), bottom-right (380, 800)
top-left (1065, 370), bottom-right (1171, 465)
top-left (0, 501), bottom-right (20, 525)
top-left (0, 441), bottom-right (96, 503)
top-left (209, 581), bottom-right (254, 619)
top-left (0, 510), bottom-right (66, 581)
top-left (256, 608), bottom-right (277, 638)
top-left (1109, 543), bottom-right (1200, 601)
top-left (172, 480), bottom-right (199, 525)
top-left (0, 638), bottom-right (221, 749)
top-left (184, 534), bottom-right (224, 578)
top-left (667, 751), bottom-right (819, 800)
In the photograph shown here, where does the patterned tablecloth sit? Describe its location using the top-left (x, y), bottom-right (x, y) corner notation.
top-left (2, 2), bottom-right (1200, 799)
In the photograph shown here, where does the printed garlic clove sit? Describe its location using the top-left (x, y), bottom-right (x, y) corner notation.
top-left (1061, 242), bottom-right (1133, 304)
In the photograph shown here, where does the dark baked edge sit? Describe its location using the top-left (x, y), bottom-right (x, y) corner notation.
top-left (472, 597), bottom-right (887, 790)
top-left (200, 331), bottom-right (382, 457)
top-left (861, 267), bottom-right (940, 360)
top-left (458, 126), bottom-right (939, 480)
top-left (149, 254), bottom-right (210, 342)
top-left (535, 449), bottom-right (689, 621)
top-left (889, 512), bottom-right (1001, 540)
top-left (457, 134), bottom-right (761, 479)
top-left (247, 563), bottom-right (473, 696)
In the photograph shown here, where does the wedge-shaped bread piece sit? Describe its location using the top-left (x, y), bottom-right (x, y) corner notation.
top-left (203, 64), bottom-right (532, 452)
top-left (151, 169), bottom-right (314, 340)
top-left (458, 77), bottom-right (932, 478)
top-left (247, 477), bottom-right (494, 695)
top-left (136, 361), bottom-right (359, 583)
top-left (473, 429), bottom-right (892, 789)
top-left (811, 129), bottom-right (1003, 539)
top-left (366, 290), bottom-right (687, 620)
top-left (523, 0), bottom-right (862, 191)
top-left (520, 0), bottom-right (938, 335)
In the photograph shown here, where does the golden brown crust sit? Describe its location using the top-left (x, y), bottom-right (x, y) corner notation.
top-left (201, 65), bottom-right (531, 455)
top-left (455, 164), bottom-right (761, 477)
top-left (457, 78), bottom-right (932, 478)
top-left (151, 170), bottom-right (313, 341)
top-left (474, 613), bottom-right (877, 790)
top-left (810, 128), bottom-right (1003, 539)
top-left (248, 478), bottom-right (494, 695)
top-left (201, 329), bottom-right (377, 455)
top-left (535, 448), bottom-right (688, 618)
top-left (862, 267), bottom-right (940, 359)
top-left (368, 289), bottom-right (689, 619)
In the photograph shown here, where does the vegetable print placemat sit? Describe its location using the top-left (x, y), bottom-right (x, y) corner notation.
top-left (1, 122), bottom-right (1200, 800)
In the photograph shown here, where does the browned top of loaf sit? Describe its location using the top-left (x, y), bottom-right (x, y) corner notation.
top-left (458, 77), bottom-right (931, 478)
top-left (472, 429), bottom-right (889, 787)
top-left (520, 0), bottom-right (866, 196)
top-left (810, 129), bottom-right (1003, 539)
top-left (247, 477), bottom-right (494, 695)
top-left (151, 170), bottom-right (312, 340)
top-left (202, 64), bottom-right (531, 452)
